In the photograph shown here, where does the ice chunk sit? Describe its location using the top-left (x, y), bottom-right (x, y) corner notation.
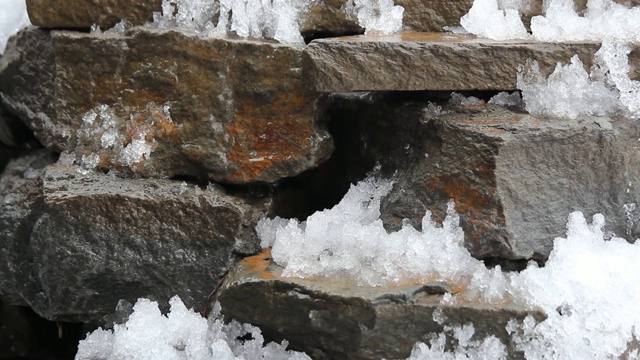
top-left (262, 177), bottom-right (500, 291)
top-left (408, 325), bottom-right (507, 360)
top-left (531, 0), bottom-right (640, 42)
top-left (517, 55), bottom-right (619, 119)
top-left (0, 0), bottom-right (31, 55)
top-left (593, 40), bottom-right (640, 117)
top-left (76, 296), bottom-right (311, 360)
top-left (449, 92), bottom-right (485, 106)
top-left (460, 0), bottom-right (530, 40)
top-left (488, 91), bottom-right (524, 109)
top-left (462, 0), bottom-right (640, 42)
top-left (122, 138), bottom-right (152, 166)
top-left (153, 0), bottom-right (308, 44)
top-left (152, 0), bottom-right (218, 33)
top-left (344, 0), bottom-right (404, 35)
top-left (517, 42), bottom-right (640, 119)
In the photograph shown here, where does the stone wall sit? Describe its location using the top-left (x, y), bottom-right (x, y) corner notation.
top-left (2, 1), bottom-right (640, 358)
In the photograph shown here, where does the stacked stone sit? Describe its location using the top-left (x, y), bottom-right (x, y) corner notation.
top-left (1, 1), bottom-right (640, 359)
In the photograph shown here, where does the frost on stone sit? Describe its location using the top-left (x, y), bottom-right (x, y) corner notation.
top-left (460, 0), bottom-right (530, 40)
top-left (0, 0), bottom-right (31, 55)
top-left (75, 296), bottom-right (311, 360)
top-left (152, 0), bottom-right (309, 44)
top-left (75, 103), bottom-right (179, 171)
top-left (343, 0), bottom-right (404, 35)
top-left (517, 42), bottom-right (640, 119)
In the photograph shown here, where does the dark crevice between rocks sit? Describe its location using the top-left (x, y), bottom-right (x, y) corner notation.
top-left (0, 299), bottom-right (88, 360)
top-left (269, 91), bottom-right (538, 272)
top-left (302, 28), bottom-right (365, 44)
top-left (0, 105), bottom-right (43, 173)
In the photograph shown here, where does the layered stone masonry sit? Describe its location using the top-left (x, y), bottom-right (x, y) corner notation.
top-left (305, 32), bottom-right (640, 92)
top-left (3, 0), bottom-right (640, 355)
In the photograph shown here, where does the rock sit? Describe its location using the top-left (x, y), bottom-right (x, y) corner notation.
top-left (26, 0), bottom-right (163, 29)
top-left (0, 27), bottom-right (332, 184)
top-left (0, 150), bottom-right (55, 307)
top-left (0, 154), bottom-right (271, 323)
top-left (303, 32), bottom-right (640, 92)
top-left (324, 96), bottom-right (640, 261)
top-left (217, 250), bottom-right (544, 360)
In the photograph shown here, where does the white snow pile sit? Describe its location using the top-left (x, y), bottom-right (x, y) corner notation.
top-left (0, 0), bottom-right (31, 55)
top-left (343, 0), bottom-right (404, 35)
top-left (461, 0), bottom-right (640, 42)
top-left (75, 296), bottom-right (311, 360)
top-left (460, 0), bottom-right (529, 40)
top-left (258, 178), bottom-right (506, 297)
top-left (260, 177), bottom-right (640, 359)
top-left (152, 0), bottom-right (404, 44)
top-left (459, 0), bottom-right (640, 119)
top-left (517, 40), bottom-right (640, 119)
top-left (407, 310), bottom-right (508, 360)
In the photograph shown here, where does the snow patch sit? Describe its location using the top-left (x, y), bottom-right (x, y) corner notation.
top-left (0, 0), bottom-right (30, 55)
top-left (75, 296), bottom-right (311, 360)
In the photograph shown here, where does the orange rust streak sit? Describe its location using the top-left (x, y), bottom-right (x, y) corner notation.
top-left (239, 249), bottom-right (276, 280)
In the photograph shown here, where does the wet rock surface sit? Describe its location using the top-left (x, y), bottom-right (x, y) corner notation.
top-left (304, 32), bottom-right (640, 92)
top-left (0, 153), bottom-right (271, 323)
top-left (217, 250), bottom-right (544, 360)
top-left (325, 97), bottom-right (640, 260)
top-left (1, 27), bottom-right (332, 184)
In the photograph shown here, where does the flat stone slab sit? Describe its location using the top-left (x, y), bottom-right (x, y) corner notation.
top-left (1, 27), bottom-right (332, 184)
top-left (26, 0), bottom-right (163, 29)
top-left (304, 32), bottom-right (640, 92)
top-left (217, 250), bottom-right (544, 360)
top-left (0, 152), bottom-right (271, 323)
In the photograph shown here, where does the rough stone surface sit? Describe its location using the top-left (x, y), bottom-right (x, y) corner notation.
top-left (324, 96), bottom-right (640, 261)
top-left (0, 150), bottom-right (54, 307)
top-left (0, 27), bottom-right (332, 184)
top-left (26, 0), bottom-right (163, 29)
top-left (217, 250), bottom-right (544, 360)
top-left (0, 153), bottom-right (271, 323)
top-left (304, 32), bottom-right (640, 92)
